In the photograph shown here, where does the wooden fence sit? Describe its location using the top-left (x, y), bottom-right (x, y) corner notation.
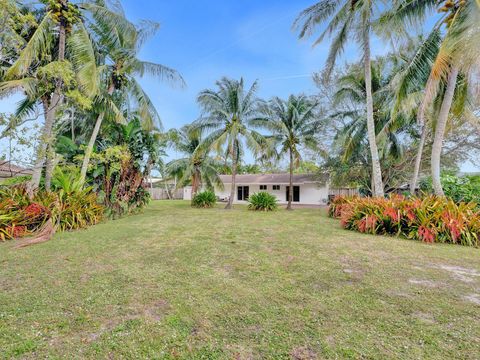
top-left (328, 188), bottom-right (360, 197)
top-left (147, 188), bottom-right (184, 200)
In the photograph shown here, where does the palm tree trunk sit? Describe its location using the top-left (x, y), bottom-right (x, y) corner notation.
top-left (363, 29), bottom-right (384, 198)
top-left (409, 123), bottom-right (427, 194)
top-left (225, 140), bottom-right (237, 209)
top-left (79, 111), bottom-right (105, 184)
top-left (27, 99), bottom-right (51, 196)
top-left (70, 108), bottom-right (75, 141)
top-left (191, 171), bottom-right (200, 205)
top-left (44, 150), bottom-right (55, 191)
top-left (27, 8), bottom-right (67, 196)
top-left (79, 84), bottom-right (115, 185)
top-left (410, 74), bottom-right (436, 194)
top-left (431, 66), bottom-right (459, 196)
top-left (287, 149), bottom-right (293, 210)
top-left (370, 170), bottom-right (375, 196)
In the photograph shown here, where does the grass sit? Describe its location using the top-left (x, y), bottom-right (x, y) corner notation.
top-left (1, 201), bottom-right (479, 359)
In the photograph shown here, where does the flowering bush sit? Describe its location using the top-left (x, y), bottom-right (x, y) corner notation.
top-left (329, 195), bottom-right (479, 247)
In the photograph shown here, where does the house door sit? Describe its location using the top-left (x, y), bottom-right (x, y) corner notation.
top-left (286, 186), bottom-right (300, 202)
top-left (237, 186), bottom-right (249, 201)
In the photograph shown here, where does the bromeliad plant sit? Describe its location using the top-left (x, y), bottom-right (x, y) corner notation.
top-left (191, 190), bottom-right (216, 208)
top-left (248, 192), bottom-right (278, 211)
top-left (329, 195), bottom-right (479, 247)
top-left (0, 167), bottom-right (104, 243)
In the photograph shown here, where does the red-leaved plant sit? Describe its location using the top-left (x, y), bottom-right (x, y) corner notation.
top-left (329, 195), bottom-right (479, 247)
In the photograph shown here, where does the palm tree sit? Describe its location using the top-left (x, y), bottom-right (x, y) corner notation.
top-left (166, 126), bottom-right (223, 201)
top-left (387, 31), bottom-right (442, 193)
top-left (253, 95), bottom-right (320, 210)
top-left (387, 0), bottom-right (480, 195)
top-left (330, 60), bottom-right (407, 193)
top-left (2, 0), bottom-right (134, 194)
top-left (77, 15), bottom-right (185, 185)
top-left (194, 77), bottom-right (266, 209)
top-left (293, 0), bottom-right (386, 197)
top-left (429, 3), bottom-right (479, 195)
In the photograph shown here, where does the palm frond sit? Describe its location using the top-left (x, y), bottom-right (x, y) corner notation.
top-left (68, 22), bottom-right (99, 96)
top-left (6, 12), bottom-right (53, 78)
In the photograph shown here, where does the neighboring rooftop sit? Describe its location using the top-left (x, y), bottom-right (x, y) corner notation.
top-left (218, 173), bottom-right (327, 185)
top-left (0, 161), bottom-right (33, 178)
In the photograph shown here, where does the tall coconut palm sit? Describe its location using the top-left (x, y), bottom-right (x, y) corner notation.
top-left (430, 2), bottom-right (479, 195)
top-left (78, 18), bottom-right (185, 185)
top-left (388, 31), bottom-right (442, 193)
top-left (293, 0), bottom-right (386, 197)
top-left (194, 77), bottom-right (266, 209)
top-left (166, 126), bottom-right (223, 201)
top-left (331, 59), bottom-right (407, 193)
top-left (253, 95), bottom-right (320, 210)
top-left (2, 0), bottom-right (135, 194)
top-left (387, 0), bottom-right (480, 195)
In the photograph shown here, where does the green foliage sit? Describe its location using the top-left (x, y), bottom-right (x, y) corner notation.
top-left (191, 191), bottom-right (216, 208)
top-left (166, 125), bottom-right (223, 193)
top-left (420, 174), bottom-right (480, 204)
top-left (330, 195), bottom-right (479, 246)
top-left (37, 61), bottom-right (76, 87)
top-left (51, 165), bottom-right (83, 194)
top-left (294, 161), bottom-right (319, 174)
top-left (89, 142), bottom-right (150, 218)
top-left (0, 175), bottom-right (31, 186)
top-left (248, 192), bottom-right (278, 211)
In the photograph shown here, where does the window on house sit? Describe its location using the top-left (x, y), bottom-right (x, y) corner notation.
top-left (237, 186), bottom-right (249, 201)
top-left (272, 185), bottom-right (280, 190)
top-left (260, 185), bottom-right (267, 190)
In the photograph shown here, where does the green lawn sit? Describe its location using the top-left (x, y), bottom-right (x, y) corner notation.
top-left (1, 201), bottom-right (479, 359)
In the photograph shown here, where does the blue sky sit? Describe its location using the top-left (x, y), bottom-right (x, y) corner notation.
top-left (1, 0), bottom-right (477, 171)
top-left (123, 0), bottom-right (331, 131)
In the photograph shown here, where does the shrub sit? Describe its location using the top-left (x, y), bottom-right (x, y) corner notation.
top-left (89, 145), bottom-right (151, 218)
top-left (329, 195), bottom-right (479, 247)
top-left (420, 174), bottom-right (480, 205)
top-left (248, 192), bottom-right (278, 211)
top-left (192, 191), bottom-right (216, 208)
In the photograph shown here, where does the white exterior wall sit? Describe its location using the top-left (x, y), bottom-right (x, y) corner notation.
top-left (214, 182), bottom-right (329, 205)
top-left (183, 186), bottom-right (192, 201)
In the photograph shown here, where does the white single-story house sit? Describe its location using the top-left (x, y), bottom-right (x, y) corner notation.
top-left (184, 173), bottom-right (329, 205)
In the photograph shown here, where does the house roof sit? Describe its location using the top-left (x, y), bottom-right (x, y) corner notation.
top-left (219, 173), bottom-right (327, 185)
top-left (0, 161), bottom-right (33, 178)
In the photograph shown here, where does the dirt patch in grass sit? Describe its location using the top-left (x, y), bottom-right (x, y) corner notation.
top-left (438, 265), bottom-right (480, 283)
top-left (142, 299), bottom-right (171, 321)
top-left (412, 311), bottom-right (437, 324)
top-left (340, 256), bottom-right (366, 283)
top-left (463, 294), bottom-right (480, 305)
top-left (408, 279), bottom-right (442, 288)
top-left (290, 346), bottom-right (318, 360)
